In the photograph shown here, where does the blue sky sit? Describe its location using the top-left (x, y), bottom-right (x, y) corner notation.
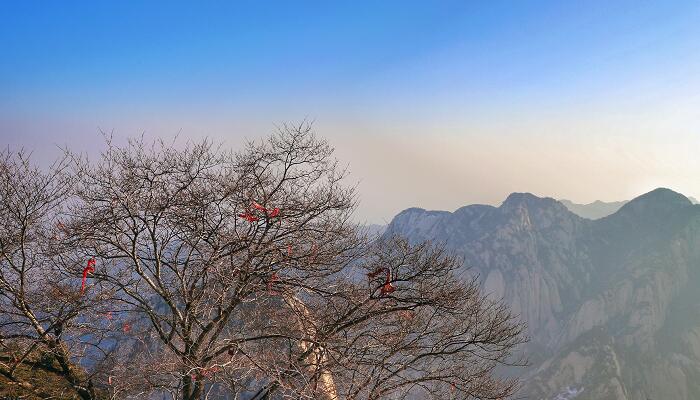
top-left (2, 1), bottom-right (700, 222)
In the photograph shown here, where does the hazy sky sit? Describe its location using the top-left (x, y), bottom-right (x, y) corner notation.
top-left (2, 1), bottom-right (700, 223)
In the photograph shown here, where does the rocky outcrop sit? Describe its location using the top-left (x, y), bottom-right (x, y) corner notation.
top-left (384, 188), bottom-right (700, 400)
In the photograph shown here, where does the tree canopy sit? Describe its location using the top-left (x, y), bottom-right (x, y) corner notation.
top-left (0, 124), bottom-right (525, 399)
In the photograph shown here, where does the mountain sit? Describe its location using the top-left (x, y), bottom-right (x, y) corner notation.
top-left (559, 199), bottom-right (628, 219)
top-left (384, 188), bottom-right (700, 400)
top-left (560, 195), bottom-right (700, 220)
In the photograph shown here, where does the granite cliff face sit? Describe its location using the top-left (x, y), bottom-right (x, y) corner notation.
top-left (384, 188), bottom-right (700, 400)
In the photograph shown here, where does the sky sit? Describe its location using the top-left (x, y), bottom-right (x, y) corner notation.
top-left (2, 1), bottom-right (700, 223)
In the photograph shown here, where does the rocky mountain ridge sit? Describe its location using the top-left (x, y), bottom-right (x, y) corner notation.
top-left (384, 188), bottom-right (700, 400)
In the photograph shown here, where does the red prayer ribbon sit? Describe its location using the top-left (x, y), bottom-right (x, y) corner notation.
top-left (238, 212), bottom-right (259, 223)
top-left (368, 267), bottom-right (396, 296)
top-left (380, 269), bottom-right (396, 296)
top-left (80, 258), bottom-right (96, 295)
top-left (245, 201), bottom-right (281, 220)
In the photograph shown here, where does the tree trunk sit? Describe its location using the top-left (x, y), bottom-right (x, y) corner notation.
top-left (284, 294), bottom-right (338, 400)
top-left (182, 375), bottom-right (203, 400)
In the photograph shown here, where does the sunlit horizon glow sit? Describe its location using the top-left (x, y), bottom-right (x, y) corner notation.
top-left (2, 1), bottom-right (700, 223)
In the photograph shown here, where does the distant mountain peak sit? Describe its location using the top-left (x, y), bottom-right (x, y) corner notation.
top-left (617, 188), bottom-right (691, 216)
top-left (501, 193), bottom-right (569, 218)
top-left (630, 187), bottom-right (690, 203)
top-left (503, 192), bottom-right (538, 204)
top-left (502, 192), bottom-right (557, 207)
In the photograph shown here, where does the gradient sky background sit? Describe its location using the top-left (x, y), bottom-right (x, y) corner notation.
top-left (2, 1), bottom-right (700, 223)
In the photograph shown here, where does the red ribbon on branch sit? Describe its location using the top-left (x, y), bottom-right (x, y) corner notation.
top-left (367, 267), bottom-right (396, 296)
top-left (238, 212), bottom-right (259, 223)
top-left (239, 201), bottom-right (280, 222)
top-left (380, 270), bottom-right (396, 295)
top-left (80, 258), bottom-right (96, 295)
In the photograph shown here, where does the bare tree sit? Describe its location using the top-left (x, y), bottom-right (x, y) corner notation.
top-left (0, 149), bottom-right (119, 399)
top-left (61, 124), bottom-right (526, 399)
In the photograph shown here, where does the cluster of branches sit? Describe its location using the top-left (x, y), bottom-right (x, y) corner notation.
top-left (0, 124), bottom-right (526, 399)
